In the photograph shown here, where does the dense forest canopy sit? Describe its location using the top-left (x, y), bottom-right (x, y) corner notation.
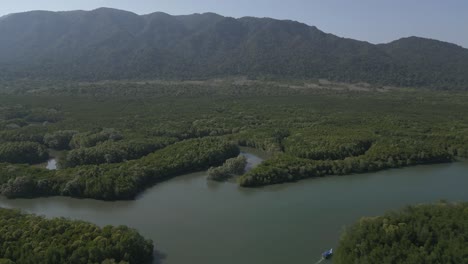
top-left (335, 202), bottom-right (468, 264)
top-left (0, 208), bottom-right (154, 264)
top-left (207, 155), bottom-right (247, 181)
top-left (0, 137), bottom-right (239, 200)
top-left (1, 8), bottom-right (468, 89)
top-left (0, 87), bottom-right (467, 200)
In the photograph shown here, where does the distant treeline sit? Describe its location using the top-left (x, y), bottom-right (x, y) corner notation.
top-left (1, 9), bottom-right (468, 89)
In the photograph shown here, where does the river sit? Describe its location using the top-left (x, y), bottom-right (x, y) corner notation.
top-left (1, 150), bottom-right (468, 264)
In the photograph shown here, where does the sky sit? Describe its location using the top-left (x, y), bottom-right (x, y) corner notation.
top-left (1, 0), bottom-right (467, 48)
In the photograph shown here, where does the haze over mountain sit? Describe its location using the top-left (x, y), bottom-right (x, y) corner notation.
top-left (1, 7), bottom-right (468, 89)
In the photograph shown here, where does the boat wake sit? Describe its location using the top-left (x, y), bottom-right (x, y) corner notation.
top-left (314, 258), bottom-right (325, 264)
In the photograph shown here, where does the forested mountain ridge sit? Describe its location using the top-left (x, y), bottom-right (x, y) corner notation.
top-left (1, 8), bottom-right (468, 89)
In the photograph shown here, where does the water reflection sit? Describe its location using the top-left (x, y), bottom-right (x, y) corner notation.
top-left (0, 152), bottom-right (467, 264)
top-left (46, 159), bottom-right (57, 170)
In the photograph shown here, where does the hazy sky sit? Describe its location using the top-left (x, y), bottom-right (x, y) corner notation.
top-left (1, 0), bottom-right (467, 47)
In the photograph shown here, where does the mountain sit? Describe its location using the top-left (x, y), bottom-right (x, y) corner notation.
top-left (1, 7), bottom-right (468, 89)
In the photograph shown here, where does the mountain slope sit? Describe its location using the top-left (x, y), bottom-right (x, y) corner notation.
top-left (0, 8), bottom-right (467, 89)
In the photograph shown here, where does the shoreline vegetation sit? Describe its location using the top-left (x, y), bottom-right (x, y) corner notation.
top-left (0, 84), bottom-right (466, 200)
top-left (238, 143), bottom-right (454, 187)
top-left (207, 155), bottom-right (247, 181)
top-left (0, 207), bottom-right (154, 264)
top-left (0, 138), bottom-right (239, 200)
top-left (334, 202), bottom-right (468, 264)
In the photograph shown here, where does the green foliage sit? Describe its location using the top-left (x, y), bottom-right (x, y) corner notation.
top-left (0, 142), bottom-right (48, 164)
top-left (0, 126), bottom-right (46, 144)
top-left (207, 155), bottom-right (247, 181)
top-left (0, 88), bottom-right (467, 199)
top-left (70, 129), bottom-right (123, 149)
top-left (60, 137), bottom-right (177, 168)
top-left (283, 129), bottom-right (374, 160)
top-left (58, 137), bottom-right (239, 200)
top-left (239, 139), bottom-right (453, 187)
top-left (231, 129), bottom-right (284, 153)
top-left (0, 208), bottom-right (153, 264)
top-left (24, 108), bottom-right (63, 123)
top-left (334, 203), bottom-right (468, 264)
top-left (0, 137), bottom-right (239, 200)
top-left (0, 105), bottom-right (63, 123)
top-left (43, 130), bottom-right (78, 150)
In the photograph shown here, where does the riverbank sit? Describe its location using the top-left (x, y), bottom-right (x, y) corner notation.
top-left (1, 158), bottom-right (467, 264)
top-left (334, 202), bottom-right (468, 263)
top-left (0, 138), bottom-right (239, 200)
top-left (239, 151), bottom-right (454, 187)
top-left (0, 207), bottom-right (154, 263)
